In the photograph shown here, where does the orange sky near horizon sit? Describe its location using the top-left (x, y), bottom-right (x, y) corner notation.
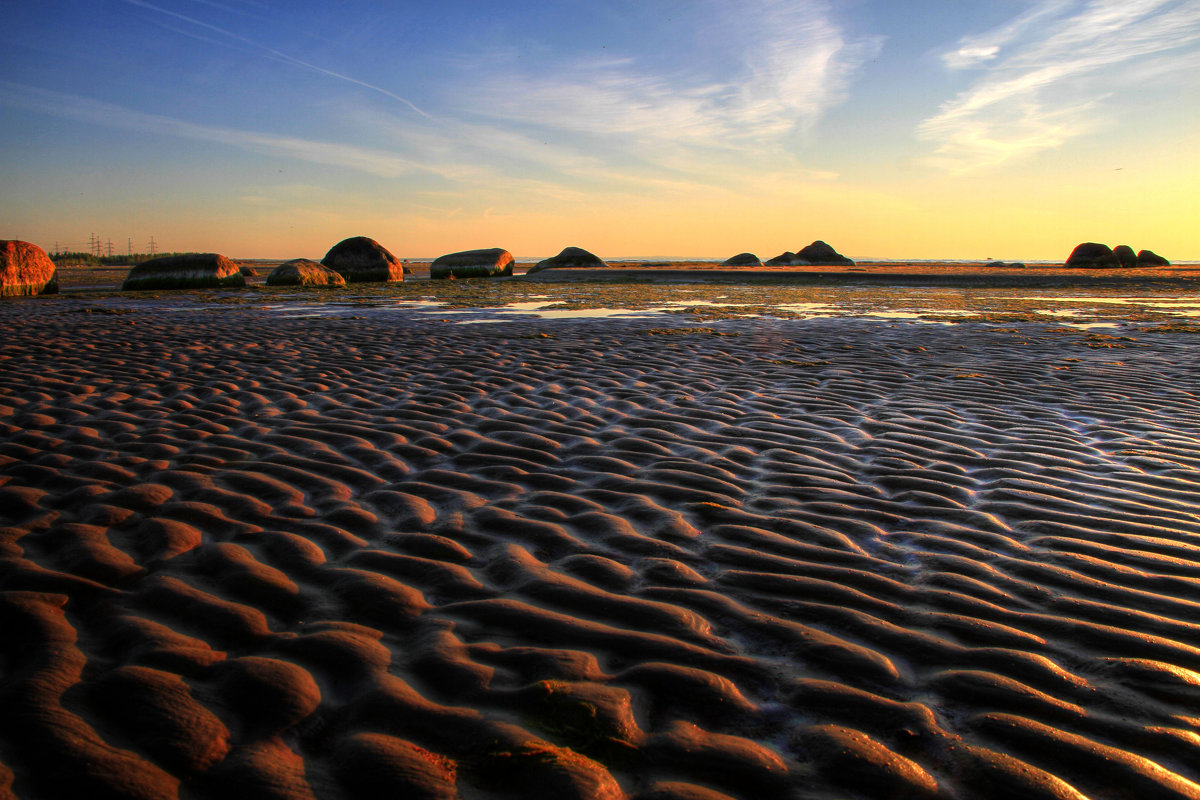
top-left (2, 2), bottom-right (1197, 262)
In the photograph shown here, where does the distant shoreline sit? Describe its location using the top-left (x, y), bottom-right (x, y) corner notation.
top-left (45, 259), bottom-right (1200, 294)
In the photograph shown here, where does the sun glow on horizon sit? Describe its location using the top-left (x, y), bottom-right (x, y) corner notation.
top-left (1, 1), bottom-right (1196, 261)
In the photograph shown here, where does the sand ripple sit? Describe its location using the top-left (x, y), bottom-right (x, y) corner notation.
top-left (3, 303), bottom-right (1200, 798)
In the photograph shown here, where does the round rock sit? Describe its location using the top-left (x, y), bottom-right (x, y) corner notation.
top-left (720, 252), bottom-right (762, 267)
top-left (267, 259), bottom-right (347, 287)
top-left (764, 251), bottom-right (800, 266)
top-left (1113, 244), bottom-right (1137, 268)
top-left (797, 240), bottom-right (855, 265)
top-left (1065, 242), bottom-right (1119, 268)
top-left (1137, 249), bottom-right (1170, 266)
top-left (1, 240), bottom-right (59, 296)
top-left (122, 254), bottom-right (245, 291)
top-left (527, 247), bottom-right (607, 274)
top-left (321, 236), bottom-right (405, 282)
top-left (430, 247), bottom-right (514, 279)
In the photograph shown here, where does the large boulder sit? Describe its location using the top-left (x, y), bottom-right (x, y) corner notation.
top-left (721, 252), bottom-right (762, 267)
top-left (764, 251), bottom-right (800, 266)
top-left (526, 247), bottom-right (607, 274)
top-left (121, 253), bottom-right (245, 291)
top-left (1137, 249), bottom-right (1170, 266)
top-left (797, 240), bottom-right (855, 266)
top-left (1113, 245), bottom-right (1137, 268)
top-left (1, 240), bottom-right (58, 296)
top-left (1065, 242), bottom-right (1119, 268)
top-left (430, 247), bottom-right (514, 279)
top-left (320, 236), bottom-right (404, 282)
top-left (267, 259), bottom-right (347, 287)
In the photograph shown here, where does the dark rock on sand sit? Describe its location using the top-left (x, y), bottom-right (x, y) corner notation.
top-left (122, 254), bottom-right (245, 291)
top-left (1065, 242), bottom-right (1119, 268)
top-left (989, 262), bottom-right (1027, 269)
top-left (527, 247), bottom-right (607, 275)
top-left (764, 251), bottom-right (800, 266)
top-left (267, 259), bottom-right (347, 287)
top-left (721, 253), bottom-right (763, 267)
top-left (1137, 249), bottom-right (1170, 266)
top-left (1, 240), bottom-right (58, 296)
top-left (797, 240), bottom-right (855, 266)
top-left (238, 265), bottom-right (259, 278)
top-left (430, 248), bottom-right (514, 279)
top-left (321, 236), bottom-right (405, 283)
top-left (1113, 245), bottom-right (1137, 268)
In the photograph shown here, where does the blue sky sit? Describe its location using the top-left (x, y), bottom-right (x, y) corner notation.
top-left (2, 0), bottom-right (1197, 259)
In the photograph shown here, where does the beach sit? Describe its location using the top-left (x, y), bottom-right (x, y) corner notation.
top-left (3, 275), bottom-right (1200, 799)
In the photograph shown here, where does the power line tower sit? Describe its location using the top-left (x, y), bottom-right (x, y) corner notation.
top-left (148, 236), bottom-right (158, 256)
top-left (128, 238), bottom-right (133, 257)
top-left (105, 239), bottom-right (114, 258)
top-left (89, 232), bottom-right (99, 257)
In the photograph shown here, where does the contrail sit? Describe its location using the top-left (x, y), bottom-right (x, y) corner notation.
top-left (121, 0), bottom-right (432, 119)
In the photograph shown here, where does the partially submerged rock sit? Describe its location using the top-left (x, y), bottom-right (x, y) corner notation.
top-left (721, 252), bottom-right (762, 267)
top-left (1113, 245), bottom-right (1137, 268)
top-left (1137, 249), bottom-right (1170, 266)
top-left (239, 265), bottom-right (259, 278)
top-left (764, 251), bottom-right (800, 266)
top-left (1, 240), bottom-right (58, 296)
top-left (431, 247), bottom-right (514, 279)
top-left (122, 253), bottom-right (245, 291)
top-left (267, 259), bottom-right (347, 287)
top-left (1065, 242), bottom-right (1119, 268)
top-left (527, 247), bottom-right (607, 274)
top-left (797, 240), bottom-right (855, 266)
top-left (321, 236), bottom-right (405, 283)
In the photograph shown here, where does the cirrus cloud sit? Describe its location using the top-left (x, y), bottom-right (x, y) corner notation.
top-left (921, 0), bottom-right (1200, 172)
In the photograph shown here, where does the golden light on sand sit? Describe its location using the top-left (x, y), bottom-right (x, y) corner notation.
top-left (4, 263), bottom-right (1200, 797)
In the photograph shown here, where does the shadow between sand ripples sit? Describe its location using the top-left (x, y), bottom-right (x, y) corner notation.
top-left (2, 300), bottom-right (1200, 799)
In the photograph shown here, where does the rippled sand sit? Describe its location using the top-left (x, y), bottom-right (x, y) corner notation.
top-left (2, 297), bottom-right (1200, 799)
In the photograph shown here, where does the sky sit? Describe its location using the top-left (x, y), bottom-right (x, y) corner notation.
top-left (1, 0), bottom-right (1197, 260)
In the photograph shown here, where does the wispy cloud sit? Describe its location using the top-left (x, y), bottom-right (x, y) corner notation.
top-left (0, 81), bottom-right (457, 179)
top-left (940, 1), bottom-right (1074, 70)
top-left (458, 0), bottom-right (881, 159)
top-left (119, 0), bottom-right (431, 119)
top-left (0, 80), bottom-right (607, 212)
top-left (921, 0), bottom-right (1200, 172)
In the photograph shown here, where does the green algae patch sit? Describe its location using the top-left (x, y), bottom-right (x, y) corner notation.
top-left (1143, 322), bottom-right (1200, 334)
top-left (639, 327), bottom-right (741, 336)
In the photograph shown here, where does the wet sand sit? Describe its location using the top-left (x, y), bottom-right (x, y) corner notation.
top-left (2, 293), bottom-right (1200, 799)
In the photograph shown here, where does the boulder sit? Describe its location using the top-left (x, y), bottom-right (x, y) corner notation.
top-left (989, 261), bottom-right (1026, 269)
top-left (1, 240), bottom-right (58, 296)
top-left (764, 251), bottom-right (800, 266)
top-left (721, 252), bottom-right (762, 267)
top-left (121, 253), bottom-right (245, 291)
top-left (1137, 249), bottom-right (1170, 266)
top-left (1113, 245), bottom-right (1137, 268)
top-left (430, 247), bottom-right (514, 279)
top-left (797, 240), bottom-right (855, 266)
top-left (526, 247), bottom-right (607, 274)
top-left (267, 259), bottom-right (347, 287)
top-left (1065, 242), bottom-right (1119, 268)
top-left (321, 236), bottom-right (404, 283)
top-left (239, 265), bottom-right (259, 278)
